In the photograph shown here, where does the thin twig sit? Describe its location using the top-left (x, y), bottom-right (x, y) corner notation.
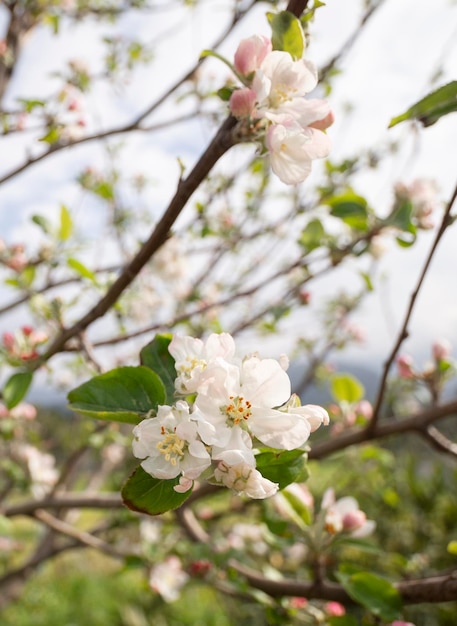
top-left (369, 181), bottom-right (457, 431)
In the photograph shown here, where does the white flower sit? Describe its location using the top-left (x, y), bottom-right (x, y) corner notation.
top-left (214, 459), bottom-right (278, 499)
top-left (279, 395), bottom-right (330, 446)
top-left (266, 122), bottom-right (331, 185)
top-left (132, 401), bottom-right (211, 481)
top-left (253, 51), bottom-right (318, 114)
top-left (323, 489), bottom-right (376, 538)
top-left (211, 425), bottom-right (256, 467)
top-left (194, 354), bottom-right (314, 450)
top-left (19, 444), bottom-right (58, 498)
top-left (168, 332), bottom-right (236, 393)
top-left (149, 556), bottom-right (189, 602)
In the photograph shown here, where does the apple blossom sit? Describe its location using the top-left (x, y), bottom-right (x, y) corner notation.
top-left (325, 601), bottom-right (346, 617)
top-left (323, 489), bottom-right (375, 538)
top-left (229, 87), bottom-right (257, 118)
top-left (193, 354), bottom-right (318, 450)
top-left (234, 34), bottom-right (272, 76)
top-left (149, 556), bottom-right (189, 602)
top-left (132, 401), bottom-right (211, 482)
top-left (214, 459), bottom-right (278, 499)
top-left (168, 332), bottom-right (236, 393)
top-left (266, 122), bottom-right (330, 185)
top-left (432, 339), bottom-right (452, 362)
top-left (396, 354), bottom-right (415, 379)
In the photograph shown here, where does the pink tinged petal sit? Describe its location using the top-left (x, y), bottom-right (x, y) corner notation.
top-left (267, 124), bottom-right (330, 185)
top-left (230, 88), bottom-right (257, 118)
top-left (281, 98), bottom-right (331, 128)
top-left (234, 35), bottom-right (272, 75)
top-left (301, 127), bottom-right (331, 159)
top-left (309, 109), bottom-right (335, 130)
top-left (259, 52), bottom-right (318, 97)
top-left (174, 476), bottom-right (194, 493)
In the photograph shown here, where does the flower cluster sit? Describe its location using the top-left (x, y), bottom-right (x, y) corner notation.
top-left (394, 178), bottom-right (440, 230)
top-left (1, 325), bottom-right (48, 365)
top-left (132, 333), bottom-right (329, 499)
top-left (227, 34), bottom-right (332, 185)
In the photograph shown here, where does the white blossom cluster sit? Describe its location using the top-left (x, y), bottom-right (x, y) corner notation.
top-left (228, 35), bottom-right (333, 185)
top-left (132, 333), bottom-right (329, 499)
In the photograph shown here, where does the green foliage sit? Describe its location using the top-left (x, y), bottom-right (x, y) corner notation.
top-left (385, 199), bottom-right (417, 247)
top-left (256, 449), bottom-right (308, 490)
top-left (336, 570), bottom-right (402, 621)
top-left (298, 218), bottom-right (327, 252)
top-left (140, 334), bottom-right (176, 405)
top-left (2, 371), bottom-right (33, 409)
top-left (67, 366), bottom-right (166, 424)
top-left (267, 11), bottom-right (305, 59)
top-left (389, 80), bottom-right (457, 128)
top-left (122, 466), bottom-right (191, 515)
top-left (58, 204), bottom-right (73, 241)
top-left (326, 190), bottom-right (369, 231)
top-left (67, 257), bottom-right (97, 283)
top-left (330, 373), bottom-right (364, 403)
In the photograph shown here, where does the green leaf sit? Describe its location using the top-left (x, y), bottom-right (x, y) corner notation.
top-left (140, 334), bottom-right (176, 404)
top-left (389, 80), bottom-right (457, 128)
top-left (331, 373), bottom-right (364, 403)
top-left (67, 258), bottom-right (97, 283)
top-left (59, 204), bottom-right (73, 241)
top-left (256, 449), bottom-right (308, 490)
top-left (327, 191), bottom-right (369, 230)
top-left (67, 366), bottom-right (166, 424)
top-left (298, 219), bottom-right (326, 252)
top-left (17, 98), bottom-right (46, 113)
top-left (280, 485), bottom-right (312, 527)
top-left (19, 265), bottom-right (36, 288)
top-left (40, 126), bottom-right (61, 144)
top-left (336, 571), bottom-right (402, 621)
top-left (122, 466), bottom-right (191, 515)
top-left (32, 214), bottom-right (52, 234)
top-left (328, 616), bottom-right (358, 626)
top-left (3, 372), bottom-right (33, 410)
top-left (267, 11), bottom-right (305, 59)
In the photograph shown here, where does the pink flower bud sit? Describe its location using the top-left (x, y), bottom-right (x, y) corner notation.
top-left (2, 332), bottom-right (15, 351)
top-left (396, 354), bottom-right (414, 379)
top-left (22, 325), bottom-right (34, 336)
top-left (289, 597), bottom-right (308, 609)
top-left (299, 289), bottom-right (311, 304)
top-left (6, 253), bottom-right (27, 272)
top-left (389, 622), bottom-right (416, 626)
top-left (188, 559), bottom-right (212, 577)
top-left (432, 339), bottom-right (451, 362)
top-left (325, 601), bottom-right (346, 616)
top-left (309, 110), bottom-right (335, 131)
top-left (355, 400), bottom-right (373, 420)
top-left (234, 35), bottom-right (272, 75)
top-left (342, 509), bottom-right (367, 531)
top-left (229, 87), bottom-right (256, 118)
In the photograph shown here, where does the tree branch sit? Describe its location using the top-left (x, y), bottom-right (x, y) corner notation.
top-left (230, 560), bottom-right (457, 605)
top-left (369, 180), bottom-right (457, 432)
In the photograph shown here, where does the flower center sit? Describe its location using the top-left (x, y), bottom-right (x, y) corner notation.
top-left (156, 427), bottom-right (185, 466)
top-left (221, 395), bottom-right (252, 425)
